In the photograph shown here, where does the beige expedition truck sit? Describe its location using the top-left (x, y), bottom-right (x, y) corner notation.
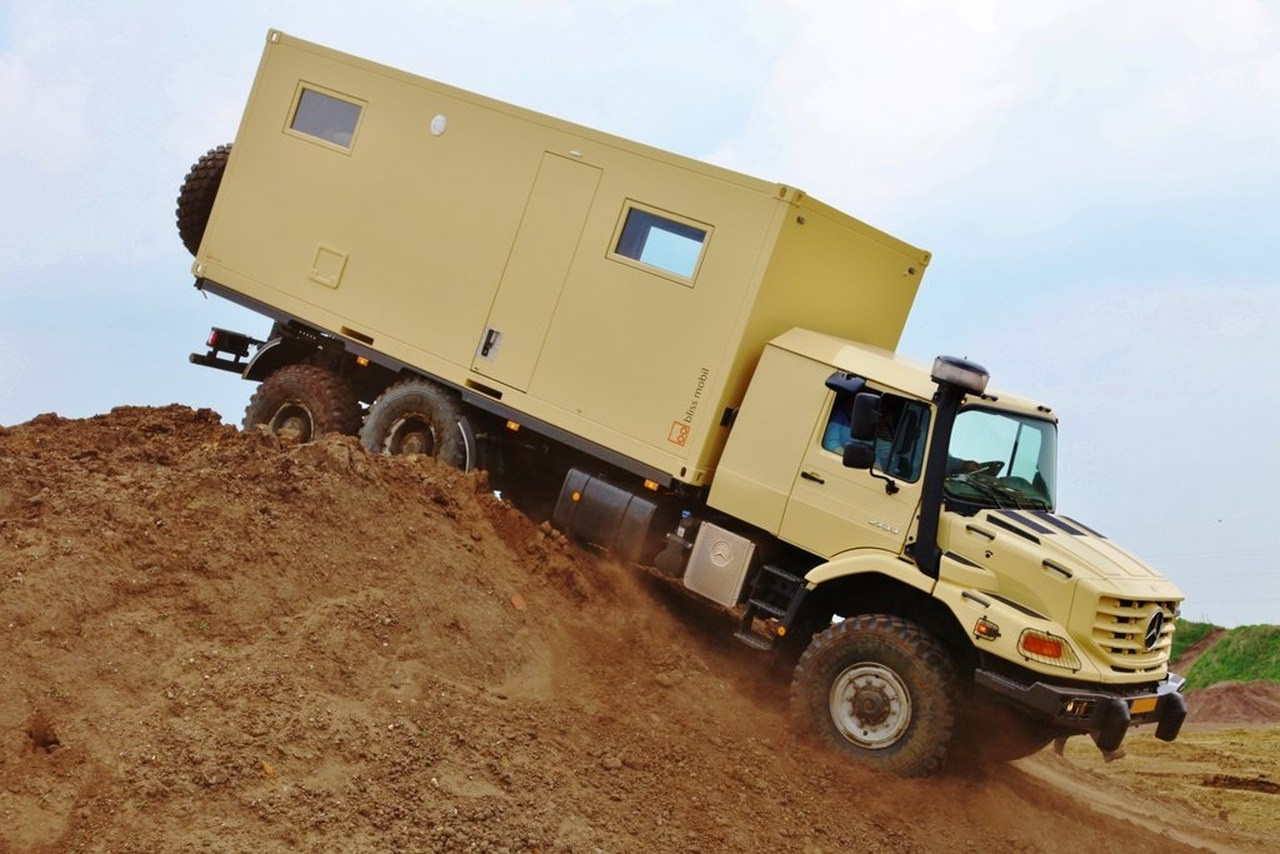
top-left (179, 30), bottom-right (1187, 776)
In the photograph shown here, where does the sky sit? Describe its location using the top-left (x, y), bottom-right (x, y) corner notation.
top-left (1, 0), bottom-right (1276, 628)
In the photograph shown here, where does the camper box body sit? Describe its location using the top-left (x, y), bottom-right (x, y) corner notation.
top-left (195, 31), bottom-right (931, 485)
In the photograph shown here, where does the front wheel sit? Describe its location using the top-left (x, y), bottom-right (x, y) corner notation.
top-left (243, 365), bottom-right (362, 441)
top-left (359, 379), bottom-right (474, 469)
top-left (790, 614), bottom-right (957, 777)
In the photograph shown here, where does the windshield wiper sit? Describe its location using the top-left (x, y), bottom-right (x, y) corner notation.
top-left (947, 475), bottom-right (1050, 511)
top-left (990, 483), bottom-right (1051, 511)
top-left (945, 474), bottom-right (1012, 508)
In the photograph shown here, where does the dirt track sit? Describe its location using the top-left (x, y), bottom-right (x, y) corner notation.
top-left (1, 406), bottom-right (1275, 852)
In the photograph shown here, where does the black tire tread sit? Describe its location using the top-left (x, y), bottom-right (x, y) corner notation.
top-left (242, 365), bottom-right (362, 439)
top-left (358, 379), bottom-right (468, 468)
top-left (790, 613), bottom-right (957, 777)
top-left (176, 143), bottom-right (232, 256)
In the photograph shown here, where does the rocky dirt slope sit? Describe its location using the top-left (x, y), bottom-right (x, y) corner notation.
top-left (1, 406), bottom-right (1274, 852)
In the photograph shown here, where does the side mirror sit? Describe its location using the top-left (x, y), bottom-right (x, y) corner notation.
top-left (843, 442), bottom-right (875, 470)
top-left (851, 392), bottom-right (880, 442)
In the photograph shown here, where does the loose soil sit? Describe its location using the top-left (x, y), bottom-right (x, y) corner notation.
top-left (1, 406), bottom-right (1275, 852)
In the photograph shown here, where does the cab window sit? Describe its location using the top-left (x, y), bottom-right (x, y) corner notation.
top-left (822, 391), bottom-right (930, 483)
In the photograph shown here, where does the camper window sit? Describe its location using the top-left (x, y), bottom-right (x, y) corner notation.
top-left (289, 87), bottom-right (362, 148)
top-left (612, 205), bottom-right (708, 281)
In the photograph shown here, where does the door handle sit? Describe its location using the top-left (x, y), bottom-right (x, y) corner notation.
top-left (801, 471), bottom-right (825, 484)
top-left (478, 327), bottom-right (502, 360)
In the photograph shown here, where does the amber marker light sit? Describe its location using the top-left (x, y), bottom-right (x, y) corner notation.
top-left (973, 617), bottom-right (1001, 641)
top-left (1018, 629), bottom-right (1082, 669)
top-left (643, 479), bottom-right (659, 491)
top-left (506, 421), bottom-right (521, 432)
top-left (1022, 633), bottom-right (1061, 658)
top-left (356, 355), bottom-right (370, 367)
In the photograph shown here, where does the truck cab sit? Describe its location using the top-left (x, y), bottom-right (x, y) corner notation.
top-left (701, 330), bottom-right (1185, 773)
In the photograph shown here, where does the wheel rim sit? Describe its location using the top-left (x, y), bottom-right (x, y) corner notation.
top-left (269, 403), bottom-right (314, 442)
top-left (386, 415), bottom-right (437, 456)
top-left (828, 662), bottom-right (912, 750)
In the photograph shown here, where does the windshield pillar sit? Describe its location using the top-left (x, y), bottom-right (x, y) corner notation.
top-left (914, 384), bottom-right (965, 579)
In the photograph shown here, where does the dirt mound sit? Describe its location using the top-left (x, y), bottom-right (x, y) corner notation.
top-left (0, 406), bottom-right (1268, 852)
top-left (1171, 628), bottom-right (1280, 726)
top-left (1171, 627), bottom-right (1228, 673)
top-left (1187, 681), bottom-right (1280, 725)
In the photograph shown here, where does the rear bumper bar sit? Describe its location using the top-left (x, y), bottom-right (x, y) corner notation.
top-left (974, 668), bottom-right (1187, 752)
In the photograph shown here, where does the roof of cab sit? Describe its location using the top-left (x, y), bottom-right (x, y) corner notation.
top-left (767, 328), bottom-right (1056, 421)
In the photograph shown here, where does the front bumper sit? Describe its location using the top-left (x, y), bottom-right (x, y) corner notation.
top-left (974, 668), bottom-right (1187, 752)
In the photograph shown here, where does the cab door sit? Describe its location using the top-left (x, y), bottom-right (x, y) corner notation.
top-left (780, 390), bottom-right (930, 558)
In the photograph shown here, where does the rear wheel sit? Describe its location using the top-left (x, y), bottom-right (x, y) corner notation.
top-left (790, 614), bottom-right (957, 777)
top-left (243, 365), bottom-right (362, 441)
top-left (176, 143), bottom-right (232, 255)
top-left (359, 379), bottom-right (474, 469)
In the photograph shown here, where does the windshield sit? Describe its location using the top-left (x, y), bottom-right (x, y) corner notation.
top-left (944, 409), bottom-right (1057, 511)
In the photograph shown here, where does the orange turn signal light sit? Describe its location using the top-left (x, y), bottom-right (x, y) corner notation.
top-left (1021, 633), bottom-right (1063, 659)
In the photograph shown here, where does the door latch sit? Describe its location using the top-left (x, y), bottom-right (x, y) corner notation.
top-left (478, 327), bottom-right (502, 360)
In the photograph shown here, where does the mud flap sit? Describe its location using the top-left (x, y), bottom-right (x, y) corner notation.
top-left (1155, 690), bottom-right (1187, 742)
top-left (1094, 698), bottom-right (1130, 753)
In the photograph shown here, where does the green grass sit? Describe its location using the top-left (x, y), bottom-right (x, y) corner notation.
top-left (1184, 625), bottom-right (1280, 690)
top-left (1170, 619), bottom-right (1217, 662)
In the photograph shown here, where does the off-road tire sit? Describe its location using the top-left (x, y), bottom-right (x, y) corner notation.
top-left (243, 365), bottom-right (362, 441)
top-left (790, 614), bottom-right (957, 777)
top-left (359, 379), bottom-right (473, 469)
top-left (176, 143), bottom-right (232, 255)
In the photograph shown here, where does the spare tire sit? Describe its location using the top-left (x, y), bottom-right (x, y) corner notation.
top-left (176, 143), bottom-right (232, 256)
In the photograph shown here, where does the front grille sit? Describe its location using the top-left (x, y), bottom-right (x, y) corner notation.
top-left (1091, 596), bottom-right (1179, 673)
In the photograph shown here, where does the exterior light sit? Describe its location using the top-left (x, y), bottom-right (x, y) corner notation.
top-left (1018, 629), bottom-right (1082, 670)
top-left (931, 356), bottom-right (989, 395)
top-left (974, 617), bottom-right (1001, 641)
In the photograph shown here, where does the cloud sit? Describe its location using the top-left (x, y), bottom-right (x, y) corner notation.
top-left (0, 52), bottom-right (89, 174)
top-left (1022, 281), bottom-right (1274, 389)
top-left (708, 0), bottom-right (1280, 235)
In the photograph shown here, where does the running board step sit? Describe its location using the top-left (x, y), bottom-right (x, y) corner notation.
top-left (734, 563), bottom-right (806, 651)
top-left (733, 630), bottom-right (774, 651)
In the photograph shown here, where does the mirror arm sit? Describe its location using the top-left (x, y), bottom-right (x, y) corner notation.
top-left (870, 469), bottom-right (899, 495)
